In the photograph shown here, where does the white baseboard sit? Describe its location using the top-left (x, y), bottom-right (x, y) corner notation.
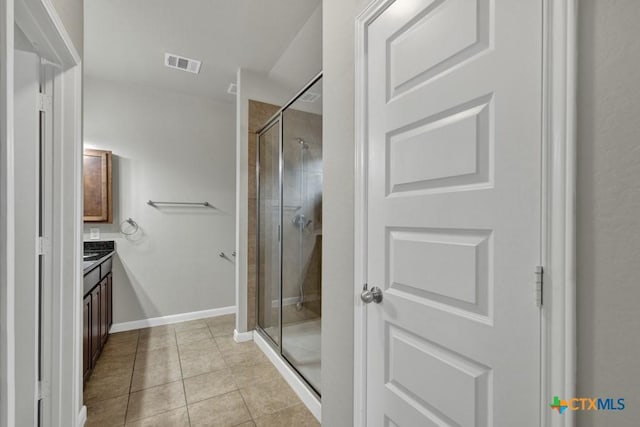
top-left (109, 306), bottom-right (236, 333)
top-left (77, 405), bottom-right (87, 427)
top-left (254, 331), bottom-right (321, 422)
top-left (233, 329), bottom-right (254, 343)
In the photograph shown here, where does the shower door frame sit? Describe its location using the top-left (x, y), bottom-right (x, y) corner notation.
top-left (255, 118), bottom-right (283, 347)
top-left (255, 72), bottom-right (323, 398)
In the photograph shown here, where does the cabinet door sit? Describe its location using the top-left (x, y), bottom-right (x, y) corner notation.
top-left (91, 286), bottom-right (101, 367)
top-left (107, 273), bottom-right (113, 329)
top-left (83, 295), bottom-right (91, 382)
top-left (100, 278), bottom-right (108, 346)
top-left (83, 149), bottom-right (112, 223)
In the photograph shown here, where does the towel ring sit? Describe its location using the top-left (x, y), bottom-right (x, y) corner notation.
top-left (119, 218), bottom-right (139, 236)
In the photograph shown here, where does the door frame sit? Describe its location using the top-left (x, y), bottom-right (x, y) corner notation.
top-left (353, 0), bottom-right (578, 426)
top-left (1, 0), bottom-right (83, 426)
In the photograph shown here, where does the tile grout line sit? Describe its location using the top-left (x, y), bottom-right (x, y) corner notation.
top-left (122, 331), bottom-right (140, 426)
top-left (210, 322), bottom-right (256, 426)
top-left (175, 327), bottom-right (193, 427)
top-left (122, 330), bottom-right (185, 425)
top-left (83, 333), bottom-right (139, 426)
top-left (236, 388), bottom-right (256, 425)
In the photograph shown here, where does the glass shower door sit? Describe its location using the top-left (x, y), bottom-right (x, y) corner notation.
top-left (255, 74), bottom-right (323, 397)
top-left (281, 78), bottom-right (323, 394)
top-left (257, 120), bottom-right (281, 345)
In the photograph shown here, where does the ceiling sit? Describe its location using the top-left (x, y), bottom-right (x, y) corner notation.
top-left (84, 0), bottom-right (321, 102)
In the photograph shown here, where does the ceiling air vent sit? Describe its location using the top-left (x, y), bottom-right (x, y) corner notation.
top-left (227, 83), bottom-right (237, 95)
top-left (164, 53), bottom-right (201, 74)
top-left (299, 92), bottom-right (321, 103)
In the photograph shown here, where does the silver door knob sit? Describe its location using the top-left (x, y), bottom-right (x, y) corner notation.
top-left (361, 284), bottom-right (383, 304)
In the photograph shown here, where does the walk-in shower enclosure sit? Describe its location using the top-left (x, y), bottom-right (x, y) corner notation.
top-left (256, 74), bottom-right (323, 395)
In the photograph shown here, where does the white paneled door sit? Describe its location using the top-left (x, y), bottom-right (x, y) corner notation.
top-left (14, 49), bottom-right (41, 427)
top-left (362, 0), bottom-right (543, 425)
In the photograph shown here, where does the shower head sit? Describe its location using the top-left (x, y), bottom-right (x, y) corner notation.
top-left (297, 138), bottom-right (309, 149)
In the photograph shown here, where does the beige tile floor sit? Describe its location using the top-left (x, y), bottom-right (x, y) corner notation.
top-left (84, 314), bottom-right (319, 427)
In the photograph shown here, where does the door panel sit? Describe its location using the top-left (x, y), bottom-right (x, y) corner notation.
top-left (387, 0), bottom-right (491, 100)
top-left (364, 0), bottom-right (543, 425)
top-left (389, 228), bottom-right (491, 319)
top-left (386, 325), bottom-right (490, 426)
top-left (83, 149), bottom-right (113, 222)
top-left (386, 98), bottom-right (491, 194)
top-left (13, 49), bottom-right (41, 427)
top-left (91, 287), bottom-right (101, 366)
top-left (100, 279), bottom-right (108, 346)
top-left (83, 296), bottom-right (91, 382)
top-left (257, 121), bottom-right (282, 345)
top-left (107, 273), bottom-right (113, 330)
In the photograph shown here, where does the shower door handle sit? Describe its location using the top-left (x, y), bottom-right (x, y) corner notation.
top-left (361, 284), bottom-right (383, 304)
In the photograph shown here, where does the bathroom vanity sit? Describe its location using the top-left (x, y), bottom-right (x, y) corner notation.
top-left (82, 241), bottom-right (115, 383)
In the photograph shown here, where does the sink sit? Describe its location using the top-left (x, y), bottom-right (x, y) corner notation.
top-left (83, 251), bottom-right (112, 261)
top-left (83, 242), bottom-right (115, 273)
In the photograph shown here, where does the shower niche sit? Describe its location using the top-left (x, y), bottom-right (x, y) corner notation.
top-left (256, 74), bottom-right (323, 395)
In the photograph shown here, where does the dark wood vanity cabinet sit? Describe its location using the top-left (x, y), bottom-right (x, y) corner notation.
top-left (90, 285), bottom-right (101, 366)
top-left (100, 278), bottom-right (108, 347)
top-left (106, 274), bottom-right (113, 334)
top-left (83, 295), bottom-right (91, 383)
top-left (83, 257), bottom-right (113, 383)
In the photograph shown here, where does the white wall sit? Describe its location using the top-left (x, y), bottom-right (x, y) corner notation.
top-left (83, 77), bottom-right (236, 324)
top-left (577, 1), bottom-right (640, 425)
top-left (321, 0), bottom-right (367, 425)
top-left (0, 5), bottom-right (13, 426)
top-left (14, 25), bottom-right (32, 52)
top-left (268, 3), bottom-right (322, 94)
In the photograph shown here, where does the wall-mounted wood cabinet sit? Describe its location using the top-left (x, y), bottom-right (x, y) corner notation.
top-left (83, 149), bottom-right (112, 223)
